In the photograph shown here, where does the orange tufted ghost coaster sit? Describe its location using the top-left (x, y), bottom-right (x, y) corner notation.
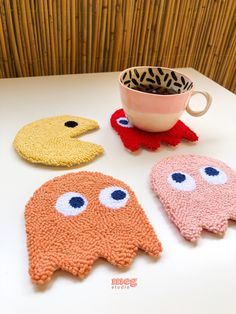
top-left (14, 115), bottom-right (103, 167)
top-left (25, 172), bottom-right (162, 284)
top-left (111, 109), bottom-right (198, 152)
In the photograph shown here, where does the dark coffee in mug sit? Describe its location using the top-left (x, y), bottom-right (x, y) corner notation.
top-left (131, 85), bottom-right (178, 95)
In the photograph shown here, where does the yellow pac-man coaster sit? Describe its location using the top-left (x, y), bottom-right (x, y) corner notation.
top-left (13, 115), bottom-right (104, 167)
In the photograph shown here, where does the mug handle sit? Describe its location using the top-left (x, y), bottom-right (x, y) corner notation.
top-left (186, 90), bottom-right (212, 117)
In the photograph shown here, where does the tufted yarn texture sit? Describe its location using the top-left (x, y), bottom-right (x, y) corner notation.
top-left (25, 171), bottom-right (162, 284)
top-left (14, 115), bottom-right (103, 167)
top-left (110, 109), bottom-right (198, 152)
top-left (151, 155), bottom-right (236, 241)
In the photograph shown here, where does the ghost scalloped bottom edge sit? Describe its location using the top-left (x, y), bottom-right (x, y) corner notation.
top-left (13, 115), bottom-right (104, 167)
top-left (25, 171), bottom-right (162, 284)
top-left (150, 154), bottom-right (236, 242)
top-left (110, 109), bottom-right (198, 152)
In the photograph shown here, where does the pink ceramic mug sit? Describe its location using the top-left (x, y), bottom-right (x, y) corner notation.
top-left (119, 66), bottom-right (212, 132)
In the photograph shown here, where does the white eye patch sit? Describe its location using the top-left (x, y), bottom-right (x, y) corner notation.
top-left (55, 192), bottom-right (88, 216)
top-left (99, 186), bottom-right (129, 209)
top-left (168, 171), bottom-right (196, 191)
top-left (200, 166), bottom-right (227, 185)
top-left (116, 117), bottom-right (133, 128)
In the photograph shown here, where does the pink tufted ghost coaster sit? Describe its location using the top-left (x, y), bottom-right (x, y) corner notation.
top-left (150, 155), bottom-right (236, 241)
top-left (110, 109), bottom-right (198, 152)
top-left (25, 171), bottom-right (162, 284)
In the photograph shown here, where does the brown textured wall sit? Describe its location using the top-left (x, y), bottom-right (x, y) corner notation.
top-left (0, 0), bottom-right (235, 92)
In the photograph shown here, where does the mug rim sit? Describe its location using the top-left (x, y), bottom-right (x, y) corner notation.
top-left (118, 66), bottom-right (195, 97)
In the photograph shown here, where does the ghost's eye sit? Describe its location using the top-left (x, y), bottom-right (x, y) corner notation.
top-left (99, 186), bottom-right (129, 209)
top-left (55, 192), bottom-right (88, 216)
top-left (168, 171), bottom-right (196, 191)
top-left (116, 117), bottom-right (133, 128)
top-left (200, 166), bottom-right (227, 184)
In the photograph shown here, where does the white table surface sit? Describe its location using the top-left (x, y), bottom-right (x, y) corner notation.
top-left (0, 68), bottom-right (236, 314)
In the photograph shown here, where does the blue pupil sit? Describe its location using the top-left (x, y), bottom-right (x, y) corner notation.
top-left (119, 119), bottom-right (128, 125)
top-left (111, 190), bottom-right (126, 200)
top-left (205, 167), bottom-right (219, 176)
top-left (69, 196), bottom-right (85, 208)
top-left (172, 172), bottom-right (186, 183)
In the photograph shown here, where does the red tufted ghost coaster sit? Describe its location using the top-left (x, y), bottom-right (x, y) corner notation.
top-left (25, 171), bottom-right (162, 284)
top-left (110, 109), bottom-right (198, 152)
